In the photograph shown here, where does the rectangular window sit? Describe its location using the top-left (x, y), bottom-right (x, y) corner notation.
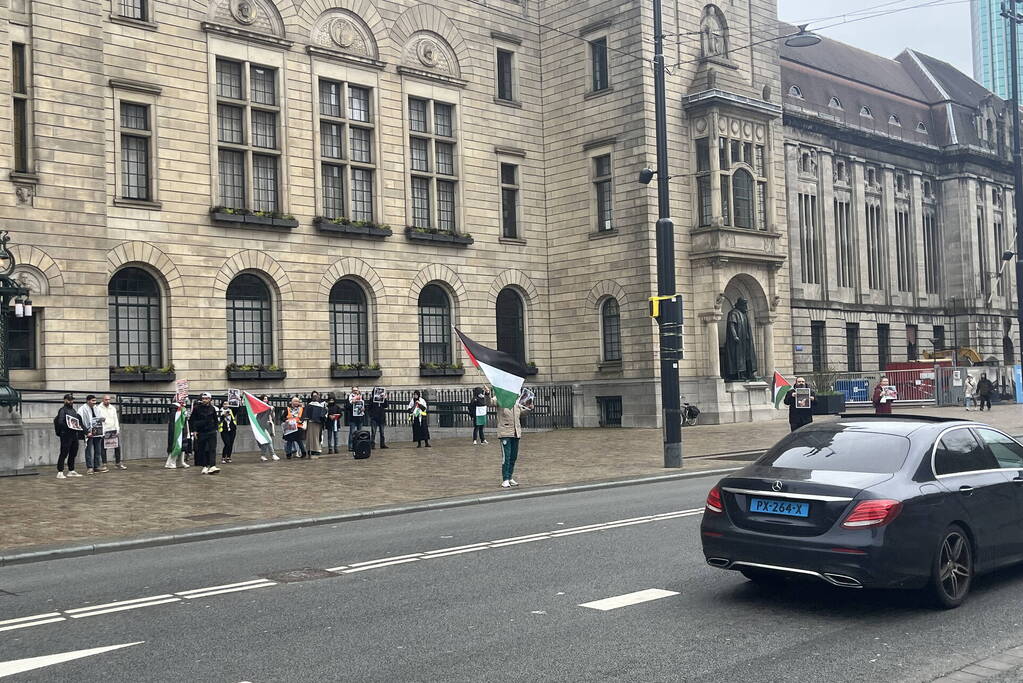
top-left (410, 137), bottom-right (429, 172)
top-left (437, 180), bottom-right (456, 231)
top-left (12, 43), bottom-right (30, 174)
top-left (834, 200), bottom-right (854, 288)
top-left (923, 211), bottom-right (941, 294)
top-left (846, 323), bottom-right (861, 372)
top-left (798, 193), bottom-right (820, 284)
top-left (409, 98), bottom-right (428, 132)
top-left (810, 321), bottom-right (826, 372)
top-left (435, 142), bottom-right (455, 176)
top-left (594, 154), bottom-right (613, 232)
top-left (217, 104), bottom-right (244, 144)
top-left (906, 324), bottom-right (918, 361)
top-left (434, 103), bottom-right (453, 137)
top-left (895, 210), bottom-right (913, 292)
top-left (720, 174), bottom-right (730, 225)
top-left (119, 102), bottom-right (152, 201)
top-left (933, 325), bottom-right (946, 352)
top-left (496, 48), bottom-right (515, 101)
top-left (877, 323), bottom-right (890, 371)
top-left (252, 154), bottom-right (278, 212)
top-left (317, 77), bottom-right (376, 222)
top-left (6, 311), bottom-right (36, 370)
top-left (696, 138), bottom-right (709, 172)
top-left (411, 176), bottom-right (431, 228)
top-left (697, 176), bottom-right (711, 227)
top-left (995, 219), bottom-right (1006, 296)
top-left (866, 203), bottom-right (886, 290)
top-left (407, 96), bottom-right (458, 231)
top-left (978, 208), bottom-right (989, 297)
top-left (500, 162), bottom-right (519, 239)
top-left (216, 59), bottom-right (243, 99)
top-left (218, 149), bottom-right (245, 208)
top-left (118, 0), bottom-right (147, 20)
top-left (590, 37), bottom-right (609, 91)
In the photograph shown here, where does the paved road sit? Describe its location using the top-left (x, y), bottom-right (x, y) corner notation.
top-left (4, 475), bottom-right (1023, 682)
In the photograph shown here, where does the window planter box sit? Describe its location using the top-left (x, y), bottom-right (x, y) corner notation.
top-left (272, 217), bottom-right (300, 228)
top-left (812, 393), bottom-right (846, 415)
top-left (110, 371), bottom-right (147, 383)
top-left (404, 227), bottom-right (474, 246)
top-left (144, 371), bottom-right (176, 382)
top-left (260, 369), bottom-right (287, 380)
top-left (331, 368), bottom-right (383, 379)
top-left (419, 367), bottom-right (465, 377)
top-left (226, 370), bottom-right (260, 380)
top-left (211, 212), bottom-right (298, 229)
top-left (524, 366), bottom-right (538, 376)
top-left (316, 218), bottom-right (392, 239)
top-left (211, 211), bottom-right (245, 224)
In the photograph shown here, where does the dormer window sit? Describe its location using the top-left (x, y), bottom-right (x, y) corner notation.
top-left (859, 106), bottom-right (873, 118)
top-left (923, 180), bottom-right (933, 198)
top-left (828, 97), bottom-right (842, 110)
top-left (889, 114), bottom-right (901, 126)
top-left (866, 167), bottom-right (877, 186)
top-left (895, 173), bottom-right (906, 193)
top-left (788, 85), bottom-right (803, 99)
top-left (916, 122), bottom-right (927, 133)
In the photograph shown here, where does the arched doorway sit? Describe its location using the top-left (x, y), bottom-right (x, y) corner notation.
top-left (717, 274), bottom-right (771, 381)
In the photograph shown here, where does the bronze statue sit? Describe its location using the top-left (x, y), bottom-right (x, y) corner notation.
top-left (723, 297), bottom-right (757, 381)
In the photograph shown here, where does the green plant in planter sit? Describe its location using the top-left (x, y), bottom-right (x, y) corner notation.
top-left (116, 365), bottom-right (143, 374)
top-left (157, 364), bottom-right (175, 374)
top-left (266, 364), bottom-right (282, 372)
top-left (810, 367), bottom-right (841, 395)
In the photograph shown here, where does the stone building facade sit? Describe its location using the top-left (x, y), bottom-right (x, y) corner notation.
top-left (781, 35), bottom-right (1018, 377)
top-left (3, 0), bottom-right (796, 428)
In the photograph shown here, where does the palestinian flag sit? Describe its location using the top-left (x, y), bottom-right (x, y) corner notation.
top-left (169, 404), bottom-right (187, 457)
top-left (243, 392), bottom-right (273, 445)
top-left (772, 371), bottom-right (792, 409)
top-left (454, 327), bottom-right (529, 409)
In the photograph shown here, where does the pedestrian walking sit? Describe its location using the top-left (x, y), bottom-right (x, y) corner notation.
top-left (470, 387), bottom-right (489, 445)
top-left (493, 391), bottom-right (532, 488)
top-left (964, 375), bottom-right (977, 411)
top-left (325, 394), bottom-right (343, 453)
top-left (256, 394), bottom-right (280, 462)
top-left (78, 394), bottom-right (107, 474)
top-left (96, 394), bottom-right (126, 469)
top-left (282, 396), bottom-right (308, 459)
top-left (166, 399), bottom-right (191, 469)
top-left (408, 390), bottom-right (430, 448)
top-left (977, 373), bottom-right (995, 411)
top-left (368, 387), bottom-right (389, 449)
top-left (872, 376), bottom-right (896, 415)
top-left (346, 387), bottom-right (366, 452)
top-left (53, 393), bottom-right (84, 479)
top-left (189, 392), bottom-right (220, 474)
top-left (218, 399), bottom-right (237, 463)
top-left (783, 377), bottom-right (815, 432)
top-left (305, 391), bottom-right (326, 456)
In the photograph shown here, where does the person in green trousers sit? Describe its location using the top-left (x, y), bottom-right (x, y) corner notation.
top-left (493, 393), bottom-right (532, 488)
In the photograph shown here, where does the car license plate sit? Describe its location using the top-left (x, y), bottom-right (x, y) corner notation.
top-left (749, 497), bottom-right (809, 517)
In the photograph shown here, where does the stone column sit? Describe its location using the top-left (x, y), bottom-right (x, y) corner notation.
top-left (700, 311), bottom-right (723, 378)
top-left (709, 110), bottom-right (722, 225)
top-left (759, 315), bottom-right (776, 377)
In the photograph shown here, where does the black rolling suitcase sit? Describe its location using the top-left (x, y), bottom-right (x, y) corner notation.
top-left (352, 429), bottom-right (372, 459)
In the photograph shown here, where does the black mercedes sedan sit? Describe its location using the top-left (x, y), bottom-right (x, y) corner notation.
top-left (700, 415), bottom-right (1023, 608)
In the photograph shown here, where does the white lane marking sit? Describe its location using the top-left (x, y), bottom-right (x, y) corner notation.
top-left (488, 531), bottom-right (554, 544)
top-left (324, 566), bottom-right (349, 572)
top-left (490, 537), bottom-right (550, 548)
top-left (0, 618), bottom-right (66, 633)
top-left (341, 557), bottom-right (421, 574)
top-left (180, 583), bottom-right (275, 599)
top-left (65, 595), bottom-right (176, 614)
top-left (0, 641), bottom-right (143, 678)
top-left (176, 579), bottom-right (272, 596)
top-left (69, 599), bottom-right (181, 619)
top-left (0, 613), bottom-right (61, 627)
top-left (579, 589), bottom-right (681, 612)
top-left (423, 542), bottom-right (491, 554)
top-left (420, 546), bottom-right (488, 559)
top-left (347, 553), bottom-right (422, 567)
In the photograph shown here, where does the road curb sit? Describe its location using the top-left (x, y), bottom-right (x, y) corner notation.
top-left (0, 466), bottom-right (739, 567)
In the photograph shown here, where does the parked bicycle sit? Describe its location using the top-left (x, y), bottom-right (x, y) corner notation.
top-left (681, 396), bottom-right (701, 427)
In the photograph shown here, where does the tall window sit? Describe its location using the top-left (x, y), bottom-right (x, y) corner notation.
top-left (866, 202), bottom-right (886, 290)
top-left (120, 102), bottom-right (152, 201)
top-left (933, 325), bottom-right (946, 353)
top-left (732, 169), bottom-right (754, 228)
top-left (318, 78), bottom-right (375, 221)
top-left (216, 58), bottom-right (281, 212)
top-left (895, 209), bottom-right (913, 292)
top-left (408, 97), bottom-right (458, 232)
top-left (877, 323), bottom-right (890, 371)
top-left (496, 49), bottom-right (515, 101)
top-left (798, 193), bottom-right (820, 284)
top-left (590, 37), bottom-right (609, 91)
top-left (923, 211), bottom-right (941, 294)
top-left (118, 0), bottom-right (147, 20)
top-left (226, 274), bottom-right (273, 366)
top-left (6, 311), bottom-right (35, 370)
top-left (810, 321), bottom-right (826, 372)
top-left (496, 288), bottom-right (526, 364)
top-left (906, 324), bottom-right (918, 361)
top-left (977, 208), bottom-right (989, 297)
top-left (593, 154), bottom-right (613, 232)
top-left (995, 218), bottom-right (1006, 296)
top-left (601, 298), bottom-right (622, 362)
top-left (500, 163), bottom-right (519, 238)
top-left (12, 43), bottom-right (30, 173)
top-left (109, 267), bottom-right (162, 368)
top-left (717, 135), bottom-right (768, 230)
top-left (330, 280), bottom-right (368, 366)
top-left (418, 284), bottom-right (451, 365)
top-left (695, 137), bottom-right (712, 226)
top-left (834, 199), bottom-right (854, 288)
top-left (845, 323), bottom-right (861, 372)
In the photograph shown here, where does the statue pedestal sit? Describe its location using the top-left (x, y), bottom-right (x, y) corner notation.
top-left (702, 380), bottom-right (775, 424)
top-left (0, 408), bottom-right (27, 474)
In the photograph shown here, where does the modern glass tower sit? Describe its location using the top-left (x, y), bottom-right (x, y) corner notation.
top-left (973, 0), bottom-right (1023, 99)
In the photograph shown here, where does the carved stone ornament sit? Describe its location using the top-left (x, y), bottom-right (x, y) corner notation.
top-left (14, 185), bottom-right (33, 205)
top-left (231, 0), bottom-right (258, 25)
top-left (762, 84), bottom-right (772, 102)
top-left (12, 269), bottom-right (42, 296)
top-left (331, 18), bottom-right (361, 49)
top-left (416, 39), bottom-right (440, 67)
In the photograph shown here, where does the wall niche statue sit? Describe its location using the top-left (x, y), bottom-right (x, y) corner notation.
top-left (723, 297), bottom-right (757, 381)
top-left (700, 5), bottom-right (729, 60)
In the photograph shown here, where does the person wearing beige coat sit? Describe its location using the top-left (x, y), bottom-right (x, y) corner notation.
top-left (492, 397), bottom-right (532, 488)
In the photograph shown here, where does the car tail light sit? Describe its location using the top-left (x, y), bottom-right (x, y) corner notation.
top-left (841, 499), bottom-right (902, 528)
top-left (705, 486), bottom-right (723, 514)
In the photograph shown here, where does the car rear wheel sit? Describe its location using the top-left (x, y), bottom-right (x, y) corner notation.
top-left (928, 525), bottom-right (973, 609)
top-left (740, 567), bottom-right (786, 586)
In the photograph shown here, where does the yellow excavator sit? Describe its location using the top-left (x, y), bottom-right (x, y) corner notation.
top-left (923, 348), bottom-right (983, 365)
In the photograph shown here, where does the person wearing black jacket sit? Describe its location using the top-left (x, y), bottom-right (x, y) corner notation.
top-left (218, 400), bottom-right (238, 463)
top-left (469, 387), bottom-right (489, 445)
top-left (977, 373), bottom-right (995, 411)
top-left (325, 395), bottom-right (343, 454)
top-left (782, 377), bottom-right (816, 432)
top-left (189, 392), bottom-right (220, 474)
top-left (367, 389), bottom-right (389, 450)
top-left (53, 394), bottom-right (85, 479)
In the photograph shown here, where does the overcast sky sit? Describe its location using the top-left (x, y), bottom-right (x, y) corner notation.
top-left (778, 0), bottom-right (974, 77)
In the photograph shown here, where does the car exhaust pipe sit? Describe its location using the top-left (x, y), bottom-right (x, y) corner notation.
top-left (706, 557), bottom-right (731, 568)
top-left (822, 573), bottom-right (863, 588)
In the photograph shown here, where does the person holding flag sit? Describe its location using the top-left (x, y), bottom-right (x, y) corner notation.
top-left (165, 398), bottom-right (191, 469)
top-left (245, 393), bottom-right (279, 462)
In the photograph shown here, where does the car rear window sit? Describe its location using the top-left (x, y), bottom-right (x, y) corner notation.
top-left (757, 429), bottom-right (911, 473)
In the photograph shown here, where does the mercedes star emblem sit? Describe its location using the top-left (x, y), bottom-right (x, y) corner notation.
top-left (771, 480), bottom-right (784, 492)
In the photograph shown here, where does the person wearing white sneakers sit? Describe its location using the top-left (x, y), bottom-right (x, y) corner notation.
top-left (53, 393), bottom-right (85, 479)
top-left (189, 392), bottom-right (221, 474)
top-left (165, 399), bottom-right (191, 469)
top-left (493, 390), bottom-right (532, 488)
top-left (96, 395), bottom-right (126, 469)
top-left (256, 394), bottom-right (280, 462)
top-left (470, 387), bottom-right (489, 445)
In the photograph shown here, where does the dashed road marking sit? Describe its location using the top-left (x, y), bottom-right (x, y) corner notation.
top-left (579, 589), bottom-right (681, 611)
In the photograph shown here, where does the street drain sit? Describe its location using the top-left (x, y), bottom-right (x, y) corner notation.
top-left (183, 513), bottom-right (238, 522)
top-left (263, 568), bottom-right (338, 583)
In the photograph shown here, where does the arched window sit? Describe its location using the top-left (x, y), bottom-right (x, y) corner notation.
top-left (859, 106), bottom-right (872, 118)
top-left (916, 122), bottom-right (928, 133)
top-left (828, 96), bottom-right (842, 110)
top-left (226, 273), bottom-right (273, 366)
top-left (418, 284), bottom-right (451, 364)
top-left (109, 267), bottom-right (162, 368)
top-left (889, 114), bottom-right (901, 126)
top-left (732, 169), bottom-right (754, 228)
top-left (330, 280), bottom-right (368, 365)
top-left (788, 85), bottom-right (802, 98)
top-left (601, 297), bottom-right (622, 362)
top-left (495, 288), bottom-right (526, 364)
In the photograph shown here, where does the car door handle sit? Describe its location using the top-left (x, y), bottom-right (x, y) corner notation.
top-left (1014, 475), bottom-right (1023, 485)
top-left (959, 486), bottom-right (975, 495)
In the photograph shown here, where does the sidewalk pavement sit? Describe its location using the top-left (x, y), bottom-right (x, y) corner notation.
top-left (2, 404), bottom-right (1020, 560)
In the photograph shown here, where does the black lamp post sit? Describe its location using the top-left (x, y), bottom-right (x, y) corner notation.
top-left (0, 230), bottom-right (31, 407)
top-left (1001, 1), bottom-right (1023, 370)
